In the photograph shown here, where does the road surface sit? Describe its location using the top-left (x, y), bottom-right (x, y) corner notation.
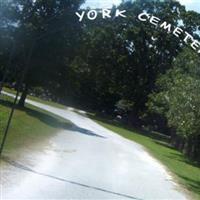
top-left (1, 92), bottom-right (187, 199)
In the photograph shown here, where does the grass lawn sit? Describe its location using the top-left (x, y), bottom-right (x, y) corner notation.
top-left (2, 87), bottom-right (67, 109)
top-left (0, 94), bottom-right (71, 154)
top-left (1, 89), bottom-right (200, 199)
top-left (90, 115), bottom-right (200, 200)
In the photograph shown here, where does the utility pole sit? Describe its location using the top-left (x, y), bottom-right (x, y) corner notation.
top-left (0, 25), bottom-right (67, 156)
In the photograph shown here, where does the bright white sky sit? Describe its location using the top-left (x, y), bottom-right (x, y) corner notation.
top-left (84, 0), bottom-right (200, 13)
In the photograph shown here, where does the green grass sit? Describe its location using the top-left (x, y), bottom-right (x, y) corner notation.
top-left (90, 115), bottom-right (200, 200)
top-left (0, 94), bottom-right (71, 154)
top-left (3, 87), bottom-right (67, 109)
top-left (1, 89), bottom-right (200, 199)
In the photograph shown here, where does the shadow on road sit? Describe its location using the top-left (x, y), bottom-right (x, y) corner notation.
top-left (2, 156), bottom-right (142, 200)
top-left (0, 98), bottom-right (105, 139)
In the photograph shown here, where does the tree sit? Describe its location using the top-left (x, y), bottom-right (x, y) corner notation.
top-left (1, 0), bottom-right (84, 106)
top-left (148, 48), bottom-right (200, 161)
top-left (0, 1), bottom-right (17, 89)
top-left (68, 0), bottom-right (188, 116)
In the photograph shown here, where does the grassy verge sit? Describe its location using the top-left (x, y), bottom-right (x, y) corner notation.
top-left (1, 89), bottom-right (199, 199)
top-left (2, 87), bottom-right (67, 109)
top-left (90, 114), bottom-right (200, 200)
top-left (0, 94), bottom-right (71, 154)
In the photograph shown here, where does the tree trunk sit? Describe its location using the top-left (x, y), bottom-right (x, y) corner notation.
top-left (170, 128), bottom-right (177, 146)
top-left (192, 135), bottom-right (200, 161)
top-left (185, 136), bottom-right (193, 158)
top-left (196, 136), bottom-right (200, 162)
top-left (179, 138), bottom-right (185, 151)
top-left (18, 84), bottom-right (28, 107)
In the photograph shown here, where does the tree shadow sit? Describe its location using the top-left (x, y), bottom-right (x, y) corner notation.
top-left (0, 99), bottom-right (105, 139)
top-left (2, 155), bottom-right (141, 200)
top-left (166, 151), bottom-right (200, 168)
top-left (90, 113), bottom-right (200, 166)
top-left (89, 113), bottom-right (169, 141)
top-left (0, 98), bottom-right (14, 108)
top-left (177, 174), bottom-right (200, 195)
top-left (153, 140), bottom-right (176, 151)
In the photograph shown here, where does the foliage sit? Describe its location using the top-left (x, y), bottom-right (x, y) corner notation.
top-left (0, 0), bottom-right (84, 105)
top-left (67, 0), bottom-right (200, 114)
top-left (115, 99), bottom-right (134, 114)
top-left (148, 48), bottom-right (200, 160)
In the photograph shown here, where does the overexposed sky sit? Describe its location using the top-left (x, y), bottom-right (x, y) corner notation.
top-left (84, 0), bottom-right (200, 12)
top-left (84, 0), bottom-right (121, 8)
top-left (179, 0), bottom-right (200, 12)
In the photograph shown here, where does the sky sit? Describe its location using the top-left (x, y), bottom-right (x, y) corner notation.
top-left (84, 0), bottom-right (200, 13)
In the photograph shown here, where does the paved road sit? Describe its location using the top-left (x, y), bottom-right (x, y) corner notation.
top-left (1, 92), bottom-right (187, 199)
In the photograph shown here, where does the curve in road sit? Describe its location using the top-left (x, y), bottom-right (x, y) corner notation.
top-left (1, 92), bottom-right (188, 199)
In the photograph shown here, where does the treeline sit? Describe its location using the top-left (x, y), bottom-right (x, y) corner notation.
top-left (0, 0), bottom-right (200, 161)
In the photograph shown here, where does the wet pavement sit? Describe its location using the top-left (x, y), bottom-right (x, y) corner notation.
top-left (1, 92), bottom-right (187, 199)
